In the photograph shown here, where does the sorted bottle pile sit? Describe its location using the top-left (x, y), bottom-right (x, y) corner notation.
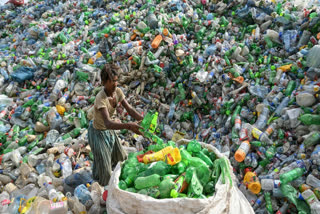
top-left (119, 140), bottom-right (222, 199)
top-left (0, 0), bottom-right (320, 213)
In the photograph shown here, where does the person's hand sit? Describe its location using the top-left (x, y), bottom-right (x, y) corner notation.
top-left (127, 122), bottom-right (143, 135)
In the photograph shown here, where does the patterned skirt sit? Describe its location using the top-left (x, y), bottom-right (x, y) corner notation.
top-left (88, 121), bottom-right (127, 186)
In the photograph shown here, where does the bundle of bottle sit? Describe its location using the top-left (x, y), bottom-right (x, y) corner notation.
top-left (118, 139), bottom-right (225, 199)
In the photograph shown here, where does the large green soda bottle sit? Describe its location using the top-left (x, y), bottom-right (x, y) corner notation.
top-left (280, 168), bottom-right (305, 184)
top-left (174, 83), bottom-right (186, 104)
top-left (134, 174), bottom-right (161, 190)
top-left (299, 114), bottom-right (320, 125)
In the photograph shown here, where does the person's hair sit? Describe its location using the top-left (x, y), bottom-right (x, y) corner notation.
top-left (100, 63), bottom-right (120, 83)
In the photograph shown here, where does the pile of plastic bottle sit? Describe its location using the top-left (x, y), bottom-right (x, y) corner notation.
top-left (1, 0), bottom-right (320, 213)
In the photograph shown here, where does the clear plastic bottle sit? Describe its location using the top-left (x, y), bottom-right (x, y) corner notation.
top-left (306, 174), bottom-right (320, 188)
top-left (261, 179), bottom-right (281, 191)
top-left (74, 184), bottom-right (92, 205)
top-left (255, 106), bottom-right (269, 130)
top-left (0, 192), bottom-right (10, 212)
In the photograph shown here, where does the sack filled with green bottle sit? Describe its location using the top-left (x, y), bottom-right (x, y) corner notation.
top-left (107, 137), bottom-right (254, 214)
top-left (115, 139), bottom-right (235, 199)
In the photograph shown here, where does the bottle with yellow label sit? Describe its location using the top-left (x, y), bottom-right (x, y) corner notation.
top-left (252, 127), bottom-right (273, 145)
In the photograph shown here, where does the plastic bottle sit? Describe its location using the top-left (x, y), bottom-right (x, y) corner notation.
top-left (134, 174), bottom-right (161, 190)
top-left (45, 183), bottom-right (59, 202)
top-left (302, 189), bottom-right (320, 213)
top-left (306, 174), bottom-right (320, 188)
top-left (255, 106), bottom-right (269, 130)
top-left (234, 140), bottom-right (250, 162)
top-left (243, 171), bottom-right (261, 194)
top-left (304, 132), bottom-right (320, 148)
top-left (261, 179), bottom-right (281, 191)
top-left (280, 168), bottom-right (305, 184)
top-left (62, 157), bottom-right (72, 179)
top-left (0, 191), bottom-right (10, 213)
top-left (74, 184), bottom-right (92, 205)
top-left (142, 146), bottom-right (181, 165)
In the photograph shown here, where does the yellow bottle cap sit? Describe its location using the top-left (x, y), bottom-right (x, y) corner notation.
top-left (248, 182), bottom-right (261, 194)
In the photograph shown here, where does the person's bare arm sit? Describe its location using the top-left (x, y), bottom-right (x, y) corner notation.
top-left (100, 107), bottom-right (142, 134)
top-left (121, 98), bottom-right (143, 121)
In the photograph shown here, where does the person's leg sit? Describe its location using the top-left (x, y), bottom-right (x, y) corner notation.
top-left (111, 130), bottom-right (127, 168)
top-left (88, 123), bottom-right (113, 186)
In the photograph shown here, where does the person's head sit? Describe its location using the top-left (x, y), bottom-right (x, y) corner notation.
top-left (100, 63), bottom-right (120, 94)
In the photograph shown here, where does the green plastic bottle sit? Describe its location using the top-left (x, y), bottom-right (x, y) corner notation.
top-left (231, 105), bottom-right (242, 125)
top-left (280, 168), bottom-right (305, 184)
top-left (196, 27), bottom-right (206, 41)
top-left (170, 174), bottom-right (186, 198)
top-left (285, 80), bottom-right (296, 96)
top-left (187, 171), bottom-right (203, 197)
top-left (78, 110), bottom-right (88, 128)
top-left (138, 161), bottom-right (171, 177)
top-left (18, 136), bottom-right (28, 147)
top-left (149, 112), bottom-right (158, 133)
top-left (159, 179), bottom-right (175, 198)
top-left (251, 141), bottom-right (267, 147)
top-left (264, 192), bottom-right (273, 214)
top-left (203, 181), bottom-right (215, 195)
top-left (303, 132), bottom-right (320, 148)
top-left (265, 145), bottom-right (276, 160)
top-left (194, 151), bottom-right (213, 168)
top-left (299, 114), bottom-right (320, 125)
top-left (187, 140), bottom-right (202, 153)
top-left (135, 174), bottom-right (161, 190)
top-left (180, 148), bottom-right (210, 185)
top-left (119, 180), bottom-right (127, 190)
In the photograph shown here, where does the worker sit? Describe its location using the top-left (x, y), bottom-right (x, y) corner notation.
top-left (88, 63), bottom-right (143, 186)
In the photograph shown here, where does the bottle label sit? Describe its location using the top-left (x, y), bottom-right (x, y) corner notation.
top-left (252, 128), bottom-right (263, 140)
top-left (265, 126), bottom-right (274, 136)
top-left (50, 201), bottom-right (64, 210)
top-left (239, 128), bottom-right (248, 140)
top-left (296, 160), bottom-right (306, 170)
top-left (239, 141), bottom-right (250, 154)
top-left (235, 118), bottom-right (241, 126)
top-left (274, 180), bottom-right (281, 189)
top-left (1, 199), bottom-right (10, 206)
